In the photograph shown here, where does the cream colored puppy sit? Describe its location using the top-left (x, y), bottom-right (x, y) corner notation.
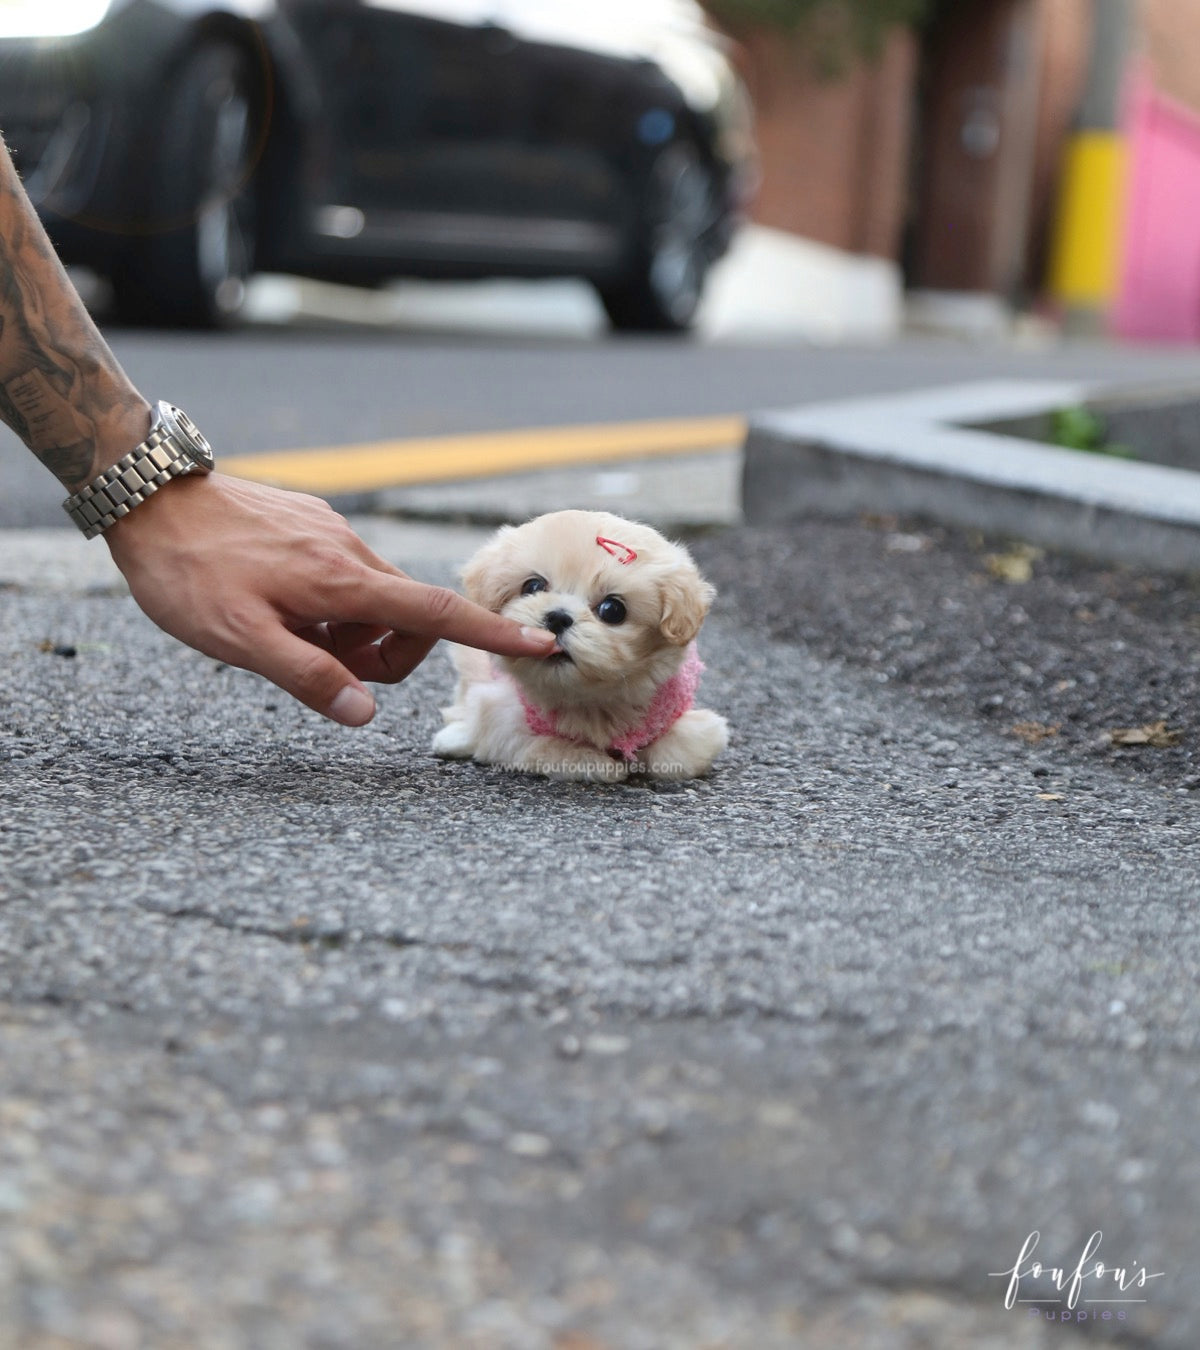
top-left (433, 510), bottom-right (727, 781)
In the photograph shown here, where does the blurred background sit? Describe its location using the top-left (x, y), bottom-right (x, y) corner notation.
top-left (0, 0), bottom-right (1187, 346)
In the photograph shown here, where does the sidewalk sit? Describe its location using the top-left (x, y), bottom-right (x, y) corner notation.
top-left (0, 445), bottom-right (737, 599)
top-left (243, 224), bottom-right (905, 345)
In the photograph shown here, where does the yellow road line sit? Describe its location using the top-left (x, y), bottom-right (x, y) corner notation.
top-left (222, 414), bottom-right (746, 495)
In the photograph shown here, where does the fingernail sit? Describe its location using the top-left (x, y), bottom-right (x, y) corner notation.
top-left (329, 685), bottom-right (376, 726)
top-left (520, 625), bottom-right (556, 648)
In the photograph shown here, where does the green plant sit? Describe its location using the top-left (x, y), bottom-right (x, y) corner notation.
top-left (699, 0), bottom-right (936, 61)
top-left (1049, 406), bottom-right (1136, 460)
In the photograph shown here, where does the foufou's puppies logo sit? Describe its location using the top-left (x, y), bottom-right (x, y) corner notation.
top-left (990, 1231), bottom-right (1164, 1323)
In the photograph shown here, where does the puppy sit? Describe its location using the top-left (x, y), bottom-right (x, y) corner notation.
top-left (432, 510), bottom-right (727, 781)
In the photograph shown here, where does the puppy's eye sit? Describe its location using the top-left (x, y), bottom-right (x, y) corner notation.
top-left (520, 576), bottom-right (549, 596)
top-left (595, 595), bottom-right (627, 626)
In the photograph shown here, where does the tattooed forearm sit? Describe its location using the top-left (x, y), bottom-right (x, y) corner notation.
top-left (5, 368), bottom-right (95, 482)
top-left (0, 179), bottom-right (101, 486)
top-left (0, 315), bottom-right (29, 438)
top-left (0, 134), bottom-right (150, 491)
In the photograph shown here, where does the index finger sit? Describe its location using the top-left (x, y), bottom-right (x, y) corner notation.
top-left (347, 571), bottom-right (556, 658)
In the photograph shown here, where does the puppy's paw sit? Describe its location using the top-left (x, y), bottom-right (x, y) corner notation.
top-left (432, 720), bottom-right (476, 760)
top-left (640, 708), bottom-right (728, 779)
top-left (516, 737), bottom-right (629, 783)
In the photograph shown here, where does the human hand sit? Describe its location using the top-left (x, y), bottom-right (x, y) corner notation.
top-left (104, 473), bottom-right (556, 725)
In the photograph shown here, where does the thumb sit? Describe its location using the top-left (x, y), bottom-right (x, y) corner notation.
top-left (255, 627), bottom-right (377, 725)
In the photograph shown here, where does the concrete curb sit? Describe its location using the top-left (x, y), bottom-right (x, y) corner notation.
top-left (742, 379), bottom-right (1200, 572)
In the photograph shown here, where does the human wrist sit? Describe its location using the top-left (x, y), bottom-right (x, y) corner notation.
top-left (102, 468), bottom-right (212, 559)
top-left (39, 383), bottom-right (154, 494)
top-left (65, 398), bottom-right (215, 540)
top-left (84, 392), bottom-right (155, 481)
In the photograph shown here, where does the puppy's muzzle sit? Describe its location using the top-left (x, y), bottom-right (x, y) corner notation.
top-left (541, 608), bottom-right (575, 663)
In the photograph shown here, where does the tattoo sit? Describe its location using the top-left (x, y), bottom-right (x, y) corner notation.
top-left (0, 142), bottom-right (147, 490)
top-left (5, 368), bottom-right (94, 482)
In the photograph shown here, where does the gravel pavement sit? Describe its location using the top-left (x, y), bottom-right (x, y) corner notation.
top-left (1, 511), bottom-right (1197, 1349)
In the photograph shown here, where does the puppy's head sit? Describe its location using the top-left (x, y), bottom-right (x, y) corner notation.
top-left (461, 510), bottom-right (715, 706)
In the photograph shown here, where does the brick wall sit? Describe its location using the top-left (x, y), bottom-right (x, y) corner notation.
top-left (1139, 0), bottom-right (1200, 113)
top-left (734, 28), bottom-right (916, 260)
top-left (1026, 0), bottom-right (1092, 290)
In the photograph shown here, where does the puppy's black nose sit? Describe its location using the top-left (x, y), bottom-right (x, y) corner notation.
top-left (543, 609), bottom-right (574, 637)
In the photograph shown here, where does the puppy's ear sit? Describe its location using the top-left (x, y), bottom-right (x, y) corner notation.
top-left (658, 564), bottom-right (715, 646)
top-left (460, 527), bottom-right (516, 613)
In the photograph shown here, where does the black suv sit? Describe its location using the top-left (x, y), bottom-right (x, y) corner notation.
top-left (0, 0), bottom-right (754, 330)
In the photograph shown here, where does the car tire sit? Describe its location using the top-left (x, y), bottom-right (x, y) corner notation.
top-left (598, 142), bottom-right (714, 334)
top-left (110, 42), bottom-right (261, 328)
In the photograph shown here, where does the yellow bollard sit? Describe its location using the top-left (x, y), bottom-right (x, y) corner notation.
top-left (1047, 130), bottom-right (1127, 308)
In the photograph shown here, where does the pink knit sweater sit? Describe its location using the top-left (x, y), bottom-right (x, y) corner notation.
top-left (516, 643), bottom-right (704, 762)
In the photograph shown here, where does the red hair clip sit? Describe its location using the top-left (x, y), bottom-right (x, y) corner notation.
top-left (596, 536), bottom-right (637, 565)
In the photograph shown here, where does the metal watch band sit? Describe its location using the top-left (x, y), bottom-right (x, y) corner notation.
top-left (62, 409), bottom-right (205, 539)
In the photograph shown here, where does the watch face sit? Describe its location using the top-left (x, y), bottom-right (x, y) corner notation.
top-left (158, 401), bottom-right (215, 470)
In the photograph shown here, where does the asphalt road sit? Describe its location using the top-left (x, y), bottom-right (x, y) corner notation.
top-left (4, 321), bottom-right (1200, 1348)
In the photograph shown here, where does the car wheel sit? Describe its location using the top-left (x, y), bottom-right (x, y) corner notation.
top-left (599, 143), bottom-right (714, 334)
top-left (111, 43), bottom-right (260, 327)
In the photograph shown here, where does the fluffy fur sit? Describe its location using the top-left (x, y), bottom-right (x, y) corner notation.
top-left (433, 510), bottom-right (728, 782)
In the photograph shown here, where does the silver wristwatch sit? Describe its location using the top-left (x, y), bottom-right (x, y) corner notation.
top-left (63, 401), bottom-right (215, 539)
